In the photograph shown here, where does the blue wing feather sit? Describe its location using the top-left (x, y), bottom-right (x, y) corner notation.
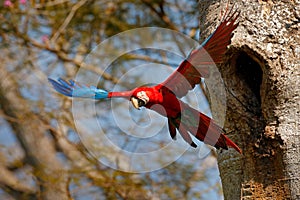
top-left (48, 78), bottom-right (109, 99)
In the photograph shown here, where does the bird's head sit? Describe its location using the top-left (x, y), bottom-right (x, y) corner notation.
top-left (130, 89), bottom-right (150, 110)
top-left (130, 86), bottom-right (163, 110)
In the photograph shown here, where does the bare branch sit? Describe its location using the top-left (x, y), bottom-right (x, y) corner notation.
top-left (0, 163), bottom-right (36, 199)
top-left (48, 124), bottom-right (153, 199)
top-left (141, 0), bottom-right (179, 31)
top-left (51, 0), bottom-right (89, 43)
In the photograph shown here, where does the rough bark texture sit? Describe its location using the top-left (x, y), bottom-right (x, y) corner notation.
top-left (200, 0), bottom-right (300, 199)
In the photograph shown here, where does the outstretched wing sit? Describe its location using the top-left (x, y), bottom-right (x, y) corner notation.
top-left (48, 78), bottom-right (109, 99)
top-left (161, 7), bottom-right (239, 97)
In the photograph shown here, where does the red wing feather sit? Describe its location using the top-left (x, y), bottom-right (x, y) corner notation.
top-left (161, 7), bottom-right (239, 97)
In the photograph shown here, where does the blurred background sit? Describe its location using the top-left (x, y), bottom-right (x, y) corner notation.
top-left (0, 0), bottom-right (224, 199)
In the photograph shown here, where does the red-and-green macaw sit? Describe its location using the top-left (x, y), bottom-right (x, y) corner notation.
top-left (49, 8), bottom-right (242, 154)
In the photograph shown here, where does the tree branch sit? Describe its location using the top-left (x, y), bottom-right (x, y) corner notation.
top-left (47, 123), bottom-right (153, 199)
top-left (141, 0), bottom-right (178, 30)
top-left (0, 68), bottom-right (70, 200)
top-left (0, 163), bottom-right (36, 199)
top-left (51, 0), bottom-right (89, 43)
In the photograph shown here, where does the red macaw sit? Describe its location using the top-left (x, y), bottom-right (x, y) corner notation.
top-left (49, 7), bottom-right (242, 154)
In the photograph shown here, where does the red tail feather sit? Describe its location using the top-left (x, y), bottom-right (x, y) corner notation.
top-left (222, 134), bottom-right (242, 154)
top-left (196, 112), bottom-right (242, 154)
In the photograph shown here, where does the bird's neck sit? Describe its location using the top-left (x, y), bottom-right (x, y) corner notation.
top-left (108, 91), bottom-right (133, 99)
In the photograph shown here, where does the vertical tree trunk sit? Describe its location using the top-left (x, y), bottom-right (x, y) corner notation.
top-left (200, 0), bottom-right (300, 199)
top-left (0, 69), bottom-right (70, 200)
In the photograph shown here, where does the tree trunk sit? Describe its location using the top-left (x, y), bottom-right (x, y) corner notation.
top-left (200, 0), bottom-right (300, 199)
top-left (0, 69), bottom-right (70, 200)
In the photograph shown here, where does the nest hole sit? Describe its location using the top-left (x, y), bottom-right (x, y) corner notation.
top-left (236, 51), bottom-right (263, 104)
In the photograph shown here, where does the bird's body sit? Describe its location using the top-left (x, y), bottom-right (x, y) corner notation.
top-left (49, 7), bottom-right (242, 154)
top-left (128, 85), bottom-right (241, 152)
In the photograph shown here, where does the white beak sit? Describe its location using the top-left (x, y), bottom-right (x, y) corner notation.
top-left (131, 97), bottom-right (140, 110)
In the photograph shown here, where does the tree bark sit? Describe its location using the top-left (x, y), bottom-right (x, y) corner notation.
top-left (0, 69), bottom-right (70, 200)
top-left (200, 0), bottom-right (300, 199)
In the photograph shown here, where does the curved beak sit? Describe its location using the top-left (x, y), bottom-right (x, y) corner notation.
top-left (131, 97), bottom-right (147, 110)
top-left (131, 97), bottom-right (140, 110)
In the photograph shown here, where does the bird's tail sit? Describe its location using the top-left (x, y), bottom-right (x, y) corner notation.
top-left (195, 112), bottom-right (242, 154)
top-left (179, 102), bottom-right (242, 154)
top-left (48, 78), bottom-right (109, 99)
top-left (221, 132), bottom-right (242, 154)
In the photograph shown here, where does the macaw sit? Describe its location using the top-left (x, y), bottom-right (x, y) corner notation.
top-left (49, 7), bottom-right (242, 154)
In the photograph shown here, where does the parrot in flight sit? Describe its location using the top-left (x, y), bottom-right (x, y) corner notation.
top-left (49, 7), bottom-right (242, 154)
